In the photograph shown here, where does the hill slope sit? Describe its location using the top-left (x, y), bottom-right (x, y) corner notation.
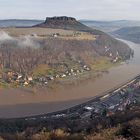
top-left (0, 17), bottom-right (132, 74)
top-left (81, 20), bottom-right (140, 32)
top-left (33, 16), bottom-right (132, 59)
top-left (113, 26), bottom-right (140, 43)
top-left (0, 17), bottom-right (133, 88)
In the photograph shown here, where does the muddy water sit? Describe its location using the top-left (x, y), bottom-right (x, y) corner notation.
top-left (0, 39), bottom-right (140, 118)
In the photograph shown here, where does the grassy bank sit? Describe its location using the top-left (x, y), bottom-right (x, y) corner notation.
top-left (0, 58), bottom-right (121, 91)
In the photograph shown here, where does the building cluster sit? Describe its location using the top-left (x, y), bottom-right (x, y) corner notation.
top-left (1, 64), bottom-right (91, 87)
top-left (2, 71), bottom-right (33, 86)
top-left (30, 75), bottom-right (140, 122)
top-left (104, 46), bottom-right (120, 63)
top-left (35, 64), bottom-right (91, 86)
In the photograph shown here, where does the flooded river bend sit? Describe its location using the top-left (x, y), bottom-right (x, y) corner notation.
top-left (0, 39), bottom-right (140, 118)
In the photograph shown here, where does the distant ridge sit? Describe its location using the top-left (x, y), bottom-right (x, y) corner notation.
top-left (80, 20), bottom-right (140, 32)
top-left (0, 19), bottom-right (43, 27)
top-left (113, 26), bottom-right (140, 43)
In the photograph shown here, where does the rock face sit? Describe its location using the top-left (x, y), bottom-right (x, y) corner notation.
top-left (45, 16), bottom-right (77, 24)
top-left (34, 16), bottom-right (92, 31)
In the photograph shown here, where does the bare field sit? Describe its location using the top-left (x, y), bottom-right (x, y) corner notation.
top-left (1, 27), bottom-right (74, 36)
top-left (0, 27), bottom-right (96, 40)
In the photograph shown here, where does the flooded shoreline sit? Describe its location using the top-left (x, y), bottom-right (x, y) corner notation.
top-left (0, 39), bottom-right (140, 118)
top-left (0, 98), bottom-right (92, 118)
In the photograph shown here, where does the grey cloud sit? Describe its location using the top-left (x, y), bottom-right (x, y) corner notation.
top-left (0, 0), bottom-right (139, 20)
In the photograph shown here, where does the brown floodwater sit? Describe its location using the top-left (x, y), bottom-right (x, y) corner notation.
top-left (0, 39), bottom-right (140, 118)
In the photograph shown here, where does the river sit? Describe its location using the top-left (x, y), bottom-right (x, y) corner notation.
top-left (0, 39), bottom-right (140, 118)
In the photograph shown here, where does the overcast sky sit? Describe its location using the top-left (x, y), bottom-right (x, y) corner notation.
top-left (0, 0), bottom-right (140, 20)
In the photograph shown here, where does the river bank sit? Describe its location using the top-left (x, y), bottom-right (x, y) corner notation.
top-left (0, 39), bottom-right (140, 118)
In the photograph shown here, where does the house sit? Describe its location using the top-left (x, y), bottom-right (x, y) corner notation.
top-left (44, 81), bottom-right (48, 85)
top-left (84, 106), bottom-right (94, 111)
top-left (108, 105), bottom-right (115, 110)
top-left (83, 65), bottom-right (87, 68)
top-left (70, 69), bottom-right (74, 73)
top-left (86, 67), bottom-right (90, 71)
top-left (113, 57), bottom-right (118, 63)
top-left (68, 73), bottom-right (71, 76)
top-left (118, 106), bottom-right (124, 111)
top-left (47, 76), bottom-right (54, 80)
top-left (24, 81), bottom-right (29, 86)
top-left (66, 71), bottom-right (69, 74)
top-left (83, 65), bottom-right (90, 71)
top-left (28, 76), bottom-right (33, 81)
top-left (105, 46), bottom-right (110, 52)
top-left (73, 73), bottom-right (76, 76)
top-left (54, 114), bottom-right (66, 118)
top-left (7, 71), bottom-right (13, 77)
top-left (52, 33), bottom-right (60, 38)
top-left (55, 74), bottom-right (60, 78)
top-left (17, 74), bottom-right (23, 80)
top-left (76, 70), bottom-right (80, 73)
top-left (109, 53), bottom-right (112, 57)
top-left (61, 74), bottom-right (66, 78)
top-left (39, 77), bottom-right (47, 82)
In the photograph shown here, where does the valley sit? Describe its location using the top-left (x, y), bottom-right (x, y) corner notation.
top-left (0, 17), bottom-right (132, 91)
top-left (113, 26), bottom-right (140, 44)
top-left (0, 0), bottom-right (140, 139)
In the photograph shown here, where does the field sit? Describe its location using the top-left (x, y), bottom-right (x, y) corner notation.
top-left (1, 27), bottom-right (96, 40)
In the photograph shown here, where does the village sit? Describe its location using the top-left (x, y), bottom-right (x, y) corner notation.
top-left (0, 62), bottom-right (91, 88)
top-left (21, 74), bottom-right (140, 132)
top-left (0, 52), bottom-right (121, 89)
top-left (0, 56), bottom-right (124, 90)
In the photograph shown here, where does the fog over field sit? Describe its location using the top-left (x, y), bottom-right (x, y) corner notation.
top-left (0, 31), bottom-right (41, 48)
top-left (0, 31), bottom-right (13, 41)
